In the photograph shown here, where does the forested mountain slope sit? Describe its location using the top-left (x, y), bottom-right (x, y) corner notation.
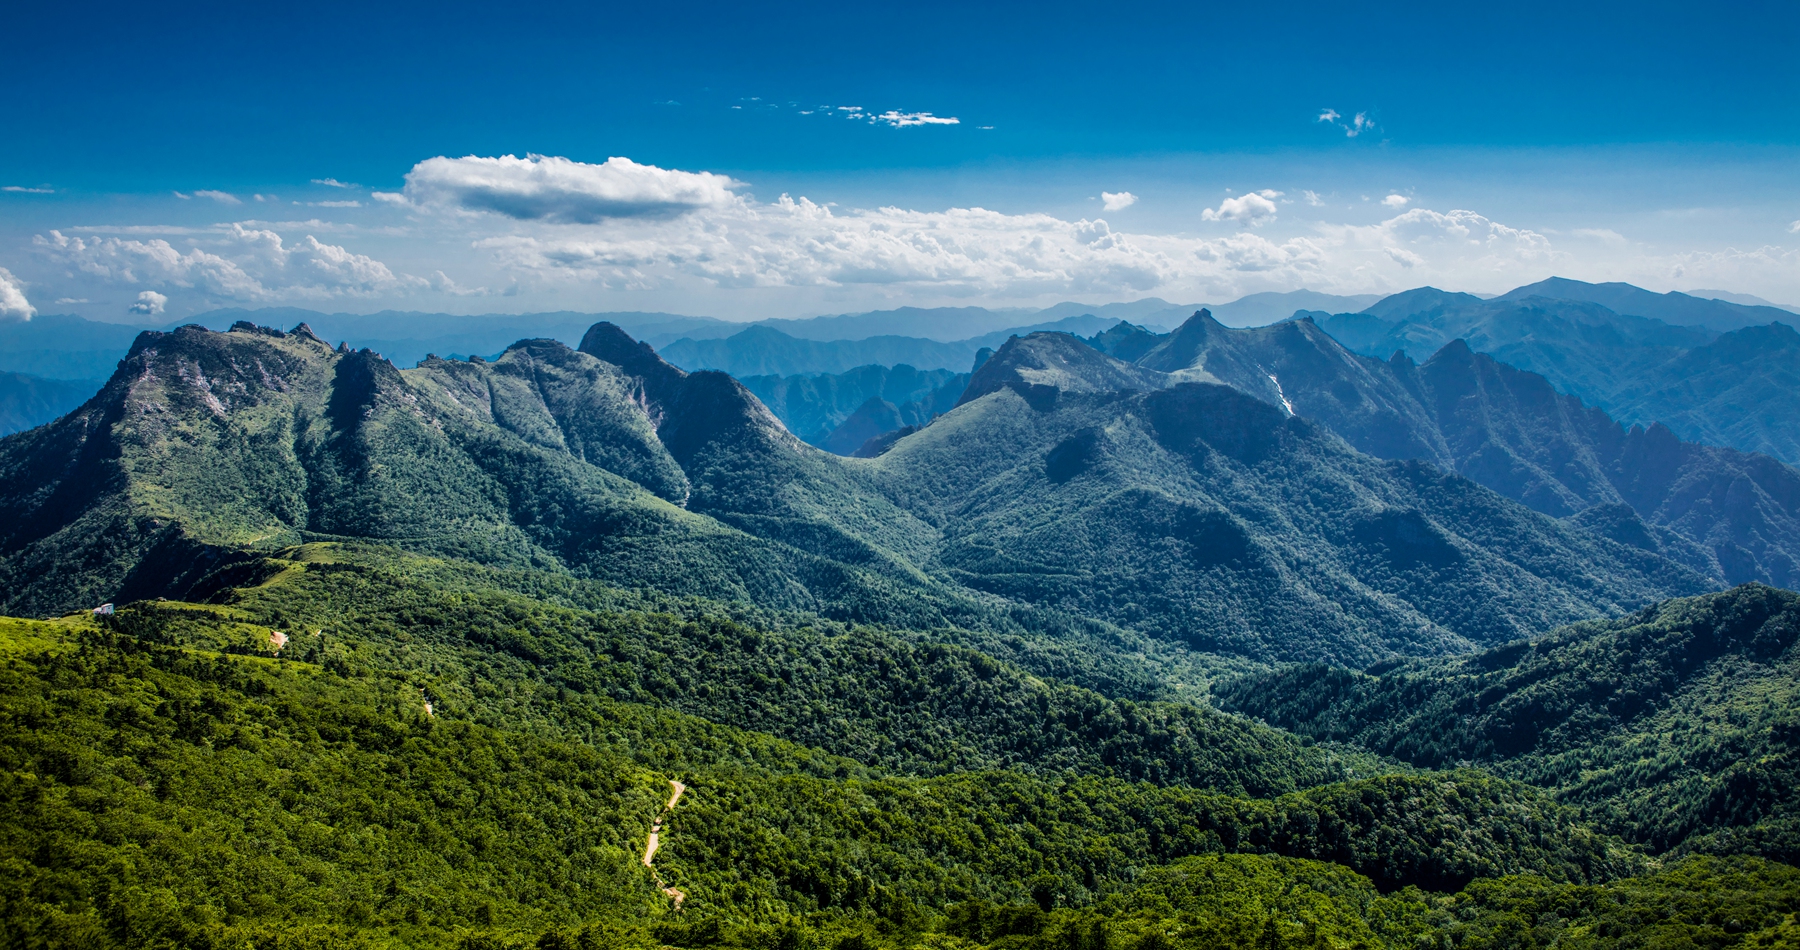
top-left (866, 331), bottom-right (1711, 661)
top-left (1217, 584), bottom-right (1800, 861)
top-left (7, 549), bottom-right (1797, 949)
top-left (0, 552), bottom-right (1682, 949)
top-left (0, 322), bottom-right (949, 625)
top-left (0, 319), bottom-right (1720, 666)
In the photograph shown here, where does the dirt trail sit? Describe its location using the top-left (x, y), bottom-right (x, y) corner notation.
top-left (641, 779), bottom-right (688, 907)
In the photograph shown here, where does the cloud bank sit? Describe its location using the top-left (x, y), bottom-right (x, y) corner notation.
top-left (0, 268), bottom-right (34, 322)
top-left (23, 153), bottom-right (1797, 314)
top-left (36, 224), bottom-right (416, 301)
top-left (399, 154), bottom-right (742, 222)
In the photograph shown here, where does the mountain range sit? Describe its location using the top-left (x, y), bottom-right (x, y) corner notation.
top-left (1318, 285), bottom-right (1800, 463)
top-left (4, 303), bottom-right (1800, 948)
top-left (0, 315), bottom-right (1728, 661)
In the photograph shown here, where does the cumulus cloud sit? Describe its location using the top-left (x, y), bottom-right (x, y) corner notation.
top-left (191, 190), bottom-right (242, 204)
top-left (312, 178), bottom-right (355, 188)
top-left (477, 194), bottom-right (1190, 295)
top-left (399, 154), bottom-right (741, 222)
top-left (0, 268), bottom-right (35, 322)
top-left (1382, 194), bottom-right (1409, 208)
top-left (1202, 191), bottom-right (1282, 226)
top-left (1102, 191), bottom-right (1138, 211)
top-left (565, 201), bottom-right (1534, 300)
top-left (129, 290), bottom-right (168, 315)
top-left (1318, 109), bottom-right (1376, 138)
top-left (1790, 220), bottom-right (1800, 233)
top-left (34, 224), bottom-right (417, 301)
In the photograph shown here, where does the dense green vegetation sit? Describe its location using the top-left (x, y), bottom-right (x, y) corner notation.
top-left (0, 590), bottom-right (1676, 949)
top-left (1217, 584), bottom-right (1800, 861)
top-left (2, 605), bottom-right (1793, 949)
top-left (121, 543), bottom-right (1370, 792)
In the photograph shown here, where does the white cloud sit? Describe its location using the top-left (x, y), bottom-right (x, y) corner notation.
top-left (1303, 190), bottom-right (1325, 207)
top-left (477, 194), bottom-right (1188, 294)
top-left (399, 154), bottom-right (741, 222)
top-left (34, 224), bottom-right (418, 301)
top-left (3, 185), bottom-right (54, 194)
top-left (129, 290), bottom-right (168, 315)
top-left (1318, 109), bottom-right (1377, 138)
top-left (1202, 192), bottom-right (1281, 226)
top-left (0, 268), bottom-right (35, 322)
top-left (1382, 194), bottom-right (1409, 208)
top-left (312, 178), bottom-right (355, 188)
top-left (1316, 208), bottom-right (1556, 287)
top-left (1571, 228), bottom-right (1628, 245)
top-left (193, 190), bottom-right (242, 204)
top-left (870, 111), bottom-right (959, 127)
top-left (54, 297), bottom-right (89, 304)
top-left (1102, 191), bottom-right (1138, 211)
top-left (309, 200), bottom-right (363, 208)
top-left (428, 270), bottom-right (493, 297)
top-left (1790, 220), bottom-right (1800, 233)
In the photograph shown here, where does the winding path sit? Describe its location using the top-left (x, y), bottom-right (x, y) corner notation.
top-left (641, 779), bottom-right (687, 907)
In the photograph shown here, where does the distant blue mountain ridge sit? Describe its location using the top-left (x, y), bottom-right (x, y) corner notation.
top-left (2, 278), bottom-right (1793, 452)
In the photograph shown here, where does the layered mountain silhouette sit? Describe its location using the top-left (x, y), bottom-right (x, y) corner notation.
top-left (738, 362), bottom-right (970, 449)
top-left (1122, 310), bottom-right (1800, 588)
top-left (0, 371), bottom-right (101, 437)
top-left (1318, 285), bottom-right (1800, 463)
top-left (0, 316), bottom-right (1728, 665)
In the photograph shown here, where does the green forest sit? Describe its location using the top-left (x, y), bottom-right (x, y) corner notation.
top-left (2, 544), bottom-right (1797, 949)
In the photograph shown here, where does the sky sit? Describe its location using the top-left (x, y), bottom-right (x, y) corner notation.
top-left (2, 0), bottom-right (1797, 324)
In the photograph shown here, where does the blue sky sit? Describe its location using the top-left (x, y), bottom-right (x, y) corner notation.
top-left (3, 0), bottom-right (1797, 322)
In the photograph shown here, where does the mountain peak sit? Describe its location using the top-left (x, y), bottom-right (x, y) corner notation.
top-left (578, 321), bottom-right (688, 407)
top-left (958, 331), bottom-right (1166, 408)
top-left (1359, 287), bottom-right (1486, 321)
